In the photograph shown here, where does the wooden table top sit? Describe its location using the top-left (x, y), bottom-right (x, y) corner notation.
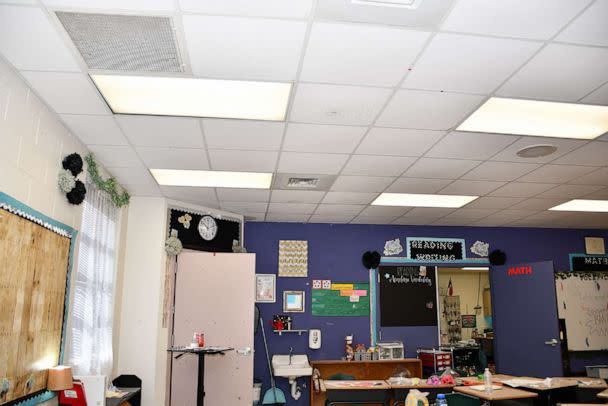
top-left (455, 385), bottom-right (538, 401)
top-left (324, 380), bottom-right (390, 390)
top-left (597, 388), bottom-right (608, 398)
top-left (311, 359), bottom-right (420, 365)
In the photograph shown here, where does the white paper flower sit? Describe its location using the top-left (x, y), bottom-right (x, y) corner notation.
top-left (57, 169), bottom-right (76, 193)
top-left (383, 238), bottom-right (403, 256)
top-left (470, 240), bottom-right (489, 257)
top-left (165, 235), bottom-right (183, 256)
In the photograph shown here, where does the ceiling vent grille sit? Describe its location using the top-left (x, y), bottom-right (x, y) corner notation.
top-left (273, 173), bottom-right (337, 191)
top-left (56, 12), bottom-right (183, 72)
top-left (287, 177), bottom-right (320, 188)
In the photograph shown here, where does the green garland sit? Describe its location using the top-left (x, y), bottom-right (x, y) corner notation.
top-left (85, 153), bottom-right (130, 208)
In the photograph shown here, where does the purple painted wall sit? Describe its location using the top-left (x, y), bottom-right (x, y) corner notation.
top-left (245, 222), bottom-right (608, 405)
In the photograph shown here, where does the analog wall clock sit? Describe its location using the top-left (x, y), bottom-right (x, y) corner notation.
top-left (198, 215), bottom-right (218, 241)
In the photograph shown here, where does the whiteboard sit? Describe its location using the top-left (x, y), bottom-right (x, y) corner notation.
top-left (555, 272), bottom-right (608, 351)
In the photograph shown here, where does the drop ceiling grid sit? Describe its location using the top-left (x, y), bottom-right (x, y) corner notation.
top-left (1, 0), bottom-right (607, 227)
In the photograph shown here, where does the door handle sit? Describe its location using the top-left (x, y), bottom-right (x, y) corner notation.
top-left (236, 347), bottom-right (252, 356)
top-left (544, 339), bottom-right (558, 346)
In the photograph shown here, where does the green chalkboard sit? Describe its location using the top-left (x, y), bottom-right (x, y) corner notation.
top-left (311, 283), bottom-right (370, 316)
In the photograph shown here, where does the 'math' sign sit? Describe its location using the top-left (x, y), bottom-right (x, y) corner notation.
top-left (507, 266), bottom-right (533, 276)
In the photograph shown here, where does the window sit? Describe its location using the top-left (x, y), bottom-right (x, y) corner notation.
top-left (69, 183), bottom-right (119, 377)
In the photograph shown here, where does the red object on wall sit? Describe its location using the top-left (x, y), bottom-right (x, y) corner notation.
top-left (58, 380), bottom-right (87, 406)
top-left (507, 266), bottom-right (533, 276)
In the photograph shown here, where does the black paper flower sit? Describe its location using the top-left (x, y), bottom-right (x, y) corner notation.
top-left (66, 180), bottom-right (86, 205)
top-left (62, 153), bottom-right (84, 176)
top-left (489, 249), bottom-right (507, 266)
top-left (362, 250), bottom-right (381, 269)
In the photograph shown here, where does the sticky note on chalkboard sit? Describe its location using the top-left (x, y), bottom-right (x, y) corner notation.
top-left (350, 295), bottom-right (360, 302)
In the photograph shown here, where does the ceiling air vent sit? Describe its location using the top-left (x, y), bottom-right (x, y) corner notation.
top-left (273, 173), bottom-right (337, 191)
top-left (56, 12), bottom-right (183, 72)
top-left (287, 177), bottom-right (320, 189)
top-left (516, 144), bottom-right (558, 158)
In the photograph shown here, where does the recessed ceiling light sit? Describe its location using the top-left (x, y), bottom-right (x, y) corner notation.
top-left (549, 199), bottom-right (608, 213)
top-left (457, 97), bottom-right (608, 140)
top-left (151, 169), bottom-right (273, 189)
top-left (352, 0), bottom-right (423, 9)
top-left (462, 267), bottom-right (489, 271)
top-left (90, 74), bottom-right (291, 121)
top-left (372, 193), bottom-right (478, 208)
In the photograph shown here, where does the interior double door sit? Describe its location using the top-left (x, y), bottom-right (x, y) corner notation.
top-left (170, 251), bottom-right (255, 405)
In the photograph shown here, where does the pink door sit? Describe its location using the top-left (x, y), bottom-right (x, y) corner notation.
top-left (170, 252), bottom-right (255, 405)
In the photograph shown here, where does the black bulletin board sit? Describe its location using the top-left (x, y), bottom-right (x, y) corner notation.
top-left (169, 209), bottom-right (240, 253)
top-left (379, 265), bottom-right (438, 327)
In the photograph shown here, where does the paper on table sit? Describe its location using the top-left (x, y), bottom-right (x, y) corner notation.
top-left (502, 378), bottom-right (548, 388)
top-left (469, 385), bottom-right (503, 391)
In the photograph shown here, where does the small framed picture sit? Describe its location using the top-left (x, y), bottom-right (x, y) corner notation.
top-left (283, 290), bottom-right (305, 313)
top-left (255, 274), bottom-right (276, 303)
top-left (585, 237), bottom-right (606, 255)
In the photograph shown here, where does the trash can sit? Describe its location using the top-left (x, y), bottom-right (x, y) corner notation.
top-left (253, 379), bottom-right (262, 405)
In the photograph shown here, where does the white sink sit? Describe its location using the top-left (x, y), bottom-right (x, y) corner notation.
top-left (272, 354), bottom-right (312, 379)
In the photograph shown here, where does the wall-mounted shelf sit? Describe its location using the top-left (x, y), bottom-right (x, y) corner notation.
top-left (273, 329), bottom-right (307, 336)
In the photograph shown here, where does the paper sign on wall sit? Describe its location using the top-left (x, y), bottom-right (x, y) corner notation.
top-left (278, 240), bottom-right (308, 277)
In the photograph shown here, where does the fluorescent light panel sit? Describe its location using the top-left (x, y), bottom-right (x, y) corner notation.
top-left (151, 169), bottom-right (273, 189)
top-left (351, 0), bottom-right (423, 8)
top-left (457, 97), bottom-right (608, 140)
top-left (90, 74), bottom-right (291, 121)
top-left (549, 199), bottom-right (608, 213)
top-left (462, 267), bottom-right (489, 271)
top-left (372, 193), bottom-right (478, 208)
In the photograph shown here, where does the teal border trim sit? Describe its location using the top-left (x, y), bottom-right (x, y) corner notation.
top-left (0, 192), bottom-right (77, 405)
top-left (369, 268), bottom-right (378, 346)
top-left (381, 256), bottom-right (490, 265)
top-left (405, 237), bottom-right (466, 260)
top-left (569, 253), bottom-right (608, 272)
top-left (12, 391), bottom-right (55, 406)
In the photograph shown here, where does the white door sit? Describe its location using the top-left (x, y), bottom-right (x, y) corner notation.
top-left (170, 252), bottom-right (255, 405)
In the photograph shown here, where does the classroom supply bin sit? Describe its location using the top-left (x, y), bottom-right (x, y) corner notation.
top-left (417, 348), bottom-right (453, 377)
top-left (586, 365), bottom-right (608, 379)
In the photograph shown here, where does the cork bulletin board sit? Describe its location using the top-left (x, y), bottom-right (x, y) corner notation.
top-left (0, 193), bottom-right (76, 405)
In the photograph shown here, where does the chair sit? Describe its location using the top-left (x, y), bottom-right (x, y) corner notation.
top-left (112, 375), bottom-right (141, 406)
top-left (445, 393), bottom-right (482, 406)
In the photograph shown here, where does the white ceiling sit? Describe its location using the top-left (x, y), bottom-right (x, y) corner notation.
top-left (1, 0), bottom-right (608, 228)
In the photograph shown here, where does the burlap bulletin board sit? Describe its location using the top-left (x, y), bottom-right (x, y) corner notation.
top-left (0, 193), bottom-right (76, 405)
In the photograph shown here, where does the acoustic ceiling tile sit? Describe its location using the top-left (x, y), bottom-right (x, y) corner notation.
top-left (441, 0), bottom-right (591, 40)
top-left (377, 90), bottom-right (485, 130)
top-left (301, 22), bottom-right (430, 87)
top-left (203, 119), bottom-right (285, 151)
top-left (497, 44), bottom-right (608, 102)
top-left (356, 127), bottom-right (444, 156)
top-left (403, 33), bottom-right (541, 94)
top-left (290, 83), bottom-right (392, 126)
top-left (183, 15), bottom-right (306, 81)
top-left (283, 123), bottom-right (366, 153)
top-left (137, 147), bottom-right (209, 170)
top-left (116, 115), bottom-right (203, 148)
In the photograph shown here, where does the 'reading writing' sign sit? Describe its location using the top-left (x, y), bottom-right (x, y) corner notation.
top-left (406, 237), bottom-right (465, 261)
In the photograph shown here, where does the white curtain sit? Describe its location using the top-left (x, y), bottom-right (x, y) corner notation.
top-left (69, 182), bottom-right (119, 377)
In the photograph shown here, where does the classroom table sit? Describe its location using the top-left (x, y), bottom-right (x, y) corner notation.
top-left (454, 384), bottom-right (538, 405)
top-left (389, 383), bottom-right (455, 406)
top-left (168, 346), bottom-right (233, 406)
top-left (597, 388), bottom-right (608, 399)
top-left (106, 387), bottom-right (141, 406)
top-left (323, 380), bottom-right (391, 405)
